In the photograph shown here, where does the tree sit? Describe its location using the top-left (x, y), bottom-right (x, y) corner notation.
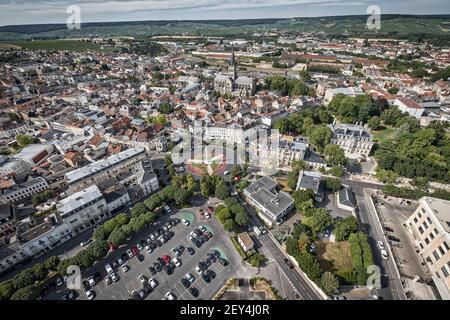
top-left (324, 177), bottom-right (342, 192)
top-left (159, 102), bottom-right (173, 114)
top-left (0, 281), bottom-right (14, 300)
top-left (329, 166), bottom-right (345, 177)
top-left (10, 285), bottom-right (39, 300)
top-left (31, 263), bottom-right (47, 280)
top-left (237, 180), bottom-right (249, 191)
top-left (186, 174), bottom-right (198, 192)
top-left (303, 208), bottom-right (333, 233)
top-left (215, 207), bottom-right (232, 223)
top-left (131, 202), bottom-right (147, 218)
top-left (11, 270), bottom-right (36, 290)
top-left (159, 185), bottom-right (176, 202)
top-left (321, 272), bottom-right (339, 295)
top-left (230, 165), bottom-right (242, 182)
top-left (324, 144), bottom-right (347, 167)
top-left (297, 232), bottom-right (312, 253)
top-left (215, 183), bottom-right (230, 200)
top-left (368, 116), bottom-right (380, 130)
top-left (223, 219), bottom-right (236, 232)
top-left (292, 189), bottom-right (315, 211)
top-left (247, 253), bottom-right (266, 267)
top-left (234, 210), bottom-right (250, 227)
top-left (334, 216), bottom-right (358, 241)
top-left (144, 193), bottom-right (163, 211)
top-left (174, 188), bottom-right (191, 206)
top-left (44, 256), bottom-right (60, 271)
top-left (374, 168), bottom-right (398, 184)
top-left (16, 134), bottom-right (38, 148)
top-left (287, 168), bottom-right (300, 190)
top-left (86, 240), bottom-right (109, 259)
top-left (108, 228), bottom-right (127, 246)
top-left (309, 126), bottom-right (332, 152)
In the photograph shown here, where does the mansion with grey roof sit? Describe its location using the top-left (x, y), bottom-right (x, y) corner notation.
top-left (328, 122), bottom-right (374, 160)
top-left (243, 176), bottom-right (294, 227)
top-left (214, 52), bottom-right (255, 97)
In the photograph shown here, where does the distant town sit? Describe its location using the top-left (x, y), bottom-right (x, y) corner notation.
top-left (0, 28), bottom-right (450, 302)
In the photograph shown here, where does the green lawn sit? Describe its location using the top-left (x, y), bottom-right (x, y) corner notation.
top-left (371, 126), bottom-right (395, 143)
top-left (0, 39), bottom-right (108, 52)
top-left (316, 240), bottom-right (353, 273)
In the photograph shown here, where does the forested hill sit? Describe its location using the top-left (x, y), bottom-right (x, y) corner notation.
top-left (0, 15), bottom-right (449, 42)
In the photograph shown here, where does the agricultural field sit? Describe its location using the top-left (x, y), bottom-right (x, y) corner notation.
top-left (0, 39), bottom-right (110, 52)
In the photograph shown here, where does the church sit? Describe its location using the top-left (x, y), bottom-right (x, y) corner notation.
top-left (213, 52), bottom-right (256, 97)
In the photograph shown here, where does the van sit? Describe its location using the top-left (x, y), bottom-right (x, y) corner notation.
top-left (253, 226), bottom-right (262, 236)
top-left (105, 263), bottom-right (113, 275)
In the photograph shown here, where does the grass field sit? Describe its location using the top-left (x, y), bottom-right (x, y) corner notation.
top-left (316, 240), bottom-right (353, 272)
top-left (0, 39), bottom-right (108, 52)
top-left (371, 126), bottom-right (395, 143)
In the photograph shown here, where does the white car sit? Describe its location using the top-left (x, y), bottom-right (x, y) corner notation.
top-left (199, 226), bottom-right (207, 233)
top-left (146, 246), bottom-right (153, 254)
top-left (205, 212), bottom-right (210, 219)
top-left (380, 249), bottom-right (389, 260)
top-left (117, 257), bottom-right (124, 265)
top-left (182, 219), bottom-right (190, 226)
top-left (136, 244), bottom-right (143, 251)
top-left (111, 273), bottom-right (119, 282)
top-left (195, 266), bottom-right (202, 275)
top-left (165, 292), bottom-right (176, 300)
top-left (85, 290), bottom-right (95, 300)
top-left (87, 276), bottom-right (96, 287)
top-left (138, 274), bottom-right (147, 285)
top-left (377, 241), bottom-right (385, 250)
top-left (185, 273), bottom-right (195, 283)
top-left (127, 249), bottom-right (134, 258)
top-left (104, 276), bottom-right (112, 285)
top-left (80, 239), bottom-right (92, 247)
top-left (190, 231), bottom-right (198, 239)
top-left (149, 278), bottom-right (158, 289)
top-left (121, 264), bottom-right (129, 273)
top-left (173, 258), bottom-right (182, 267)
top-left (150, 234), bottom-right (156, 241)
top-left (188, 234), bottom-right (194, 241)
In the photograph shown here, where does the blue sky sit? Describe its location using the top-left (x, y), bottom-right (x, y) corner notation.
top-left (0, 0), bottom-right (449, 26)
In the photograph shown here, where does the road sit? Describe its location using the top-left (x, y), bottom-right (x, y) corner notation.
top-left (234, 192), bottom-right (323, 300)
top-left (351, 186), bottom-right (406, 300)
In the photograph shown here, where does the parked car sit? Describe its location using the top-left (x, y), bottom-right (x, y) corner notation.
top-left (185, 273), bottom-right (195, 283)
top-left (164, 205), bottom-right (172, 214)
top-left (189, 287), bottom-right (199, 298)
top-left (205, 269), bottom-right (216, 279)
top-left (149, 278), bottom-right (158, 289)
top-left (182, 219), bottom-right (190, 226)
top-left (388, 235), bottom-right (401, 243)
top-left (205, 212), bottom-right (210, 219)
top-left (138, 274), bottom-right (147, 285)
top-left (195, 266), bottom-right (203, 275)
top-left (380, 249), bottom-right (389, 260)
top-left (377, 241), bottom-right (385, 250)
top-left (218, 258), bottom-right (229, 266)
top-left (384, 226), bottom-right (394, 232)
top-left (80, 239), bottom-right (92, 247)
top-left (186, 247), bottom-right (195, 255)
top-left (136, 243), bottom-right (143, 251)
top-left (165, 292), bottom-right (176, 300)
top-left (85, 290), bottom-right (95, 300)
top-left (173, 258), bottom-right (182, 267)
top-left (201, 273), bottom-right (211, 283)
top-left (121, 264), bottom-right (130, 273)
top-left (136, 254), bottom-right (145, 262)
top-left (181, 278), bottom-right (191, 289)
top-left (149, 266), bottom-right (157, 275)
top-left (162, 255), bottom-right (171, 264)
top-left (111, 273), bottom-right (119, 282)
top-left (104, 276), bottom-right (112, 285)
top-left (172, 248), bottom-right (181, 257)
top-left (131, 246), bottom-right (140, 255)
top-left (87, 276), bottom-right (96, 287)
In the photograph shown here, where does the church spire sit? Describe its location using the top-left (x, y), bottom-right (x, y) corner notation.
top-left (228, 51), bottom-right (237, 80)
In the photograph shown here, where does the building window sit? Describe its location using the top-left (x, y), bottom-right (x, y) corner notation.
top-left (418, 226), bottom-right (424, 234)
top-left (441, 266), bottom-right (449, 278)
top-left (430, 232), bottom-right (435, 240)
top-left (427, 217), bottom-right (432, 225)
top-left (425, 238), bottom-right (430, 245)
top-left (418, 212), bottom-right (422, 218)
top-left (414, 217), bottom-right (418, 223)
top-left (433, 250), bottom-right (440, 261)
top-left (433, 228), bottom-right (439, 236)
top-left (423, 222), bottom-right (428, 229)
top-left (439, 247), bottom-right (445, 256)
top-left (444, 242), bottom-right (450, 251)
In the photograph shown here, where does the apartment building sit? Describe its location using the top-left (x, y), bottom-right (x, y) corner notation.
top-left (57, 185), bottom-right (109, 234)
top-left (65, 147), bottom-right (147, 194)
top-left (0, 177), bottom-right (49, 205)
top-left (405, 197), bottom-right (450, 300)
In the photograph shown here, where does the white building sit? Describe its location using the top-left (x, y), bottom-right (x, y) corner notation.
top-left (0, 177), bottom-right (49, 205)
top-left (57, 185), bottom-right (109, 234)
top-left (393, 97), bottom-right (425, 118)
top-left (105, 189), bottom-right (131, 213)
top-left (11, 143), bottom-right (54, 166)
top-left (0, 159), bottom-right (32, 179)
top-left (324, 87), bottom-right (364, 105)
top-left (328, 122), bottom-right (374, 160)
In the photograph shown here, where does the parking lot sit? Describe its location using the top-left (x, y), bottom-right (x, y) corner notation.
top-left (45, 203), bottom-right (239, 301)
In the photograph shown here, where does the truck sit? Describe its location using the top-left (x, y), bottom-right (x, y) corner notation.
top-left (253, 226), bottom-right (262, 236)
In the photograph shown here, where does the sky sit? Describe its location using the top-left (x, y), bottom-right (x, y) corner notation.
top-left (0, 0), bottom-right (449, 26)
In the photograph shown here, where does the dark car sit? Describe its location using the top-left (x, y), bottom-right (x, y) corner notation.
top-left (204, 258), bottom-right (212, 267)
top-left (211, 250), bottom-right (220, 258)
top-left (153, 262), bottom-right (161, 272)
top-left (164, 265), bottom-right (173, 275)
top-left (136, 254), bottom-right (145, 262)
top-left (284, 258), bottom-right (294, 269)
top-left (384, 226), bottom-right (394, 232)
top-left (201, 273), bottom-right (211, 283)
top-left (198, 261), bottom-right (207, 270)
top-left (94, 272), bottom-right (102, 282)
top-left (205, 231), bottom-right (213, 238)
top-left (205, 270), bottom-right (216, 279)
top-left (140, 239), bottom-right (147, 246)
top-left (174, 218), bottom-right (181, 224)
top-left (149, 241), bottom-right (157, 249)
top-left (207, 253), bottom-right (217, 262)
top-left (168, 261), bottom-right (176, 269)
top-left (193, 240), bottom-right (201, 248)
top-left (142, 284), bottom-right (152, 295)
top-left (68, 290), bottom-right (78, 300)
top-left (177, 245), bottom-right (185, 252)
top-left (157, 239), bottom-right (163, 247)
top-left (218, 258), bottom-right (229, 266)
top-left (82, 280), bottom-right (90, 291)
top-left (121, 253), bottom-right (128, 261)
top-left (149, 266), bottom-right (157, 275)
top-left (181, 278), bottom-right (191, 289)
top-left (189, 287), bottom-right (199, 298)
top-left (157, 257), bottom-right (166, 266)
top-left (194, 229), bottom-right (202, 237)
top-left (388, 235), bottom-right (401, 242)
top-left (186, 247), bottom-right (195, 255)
